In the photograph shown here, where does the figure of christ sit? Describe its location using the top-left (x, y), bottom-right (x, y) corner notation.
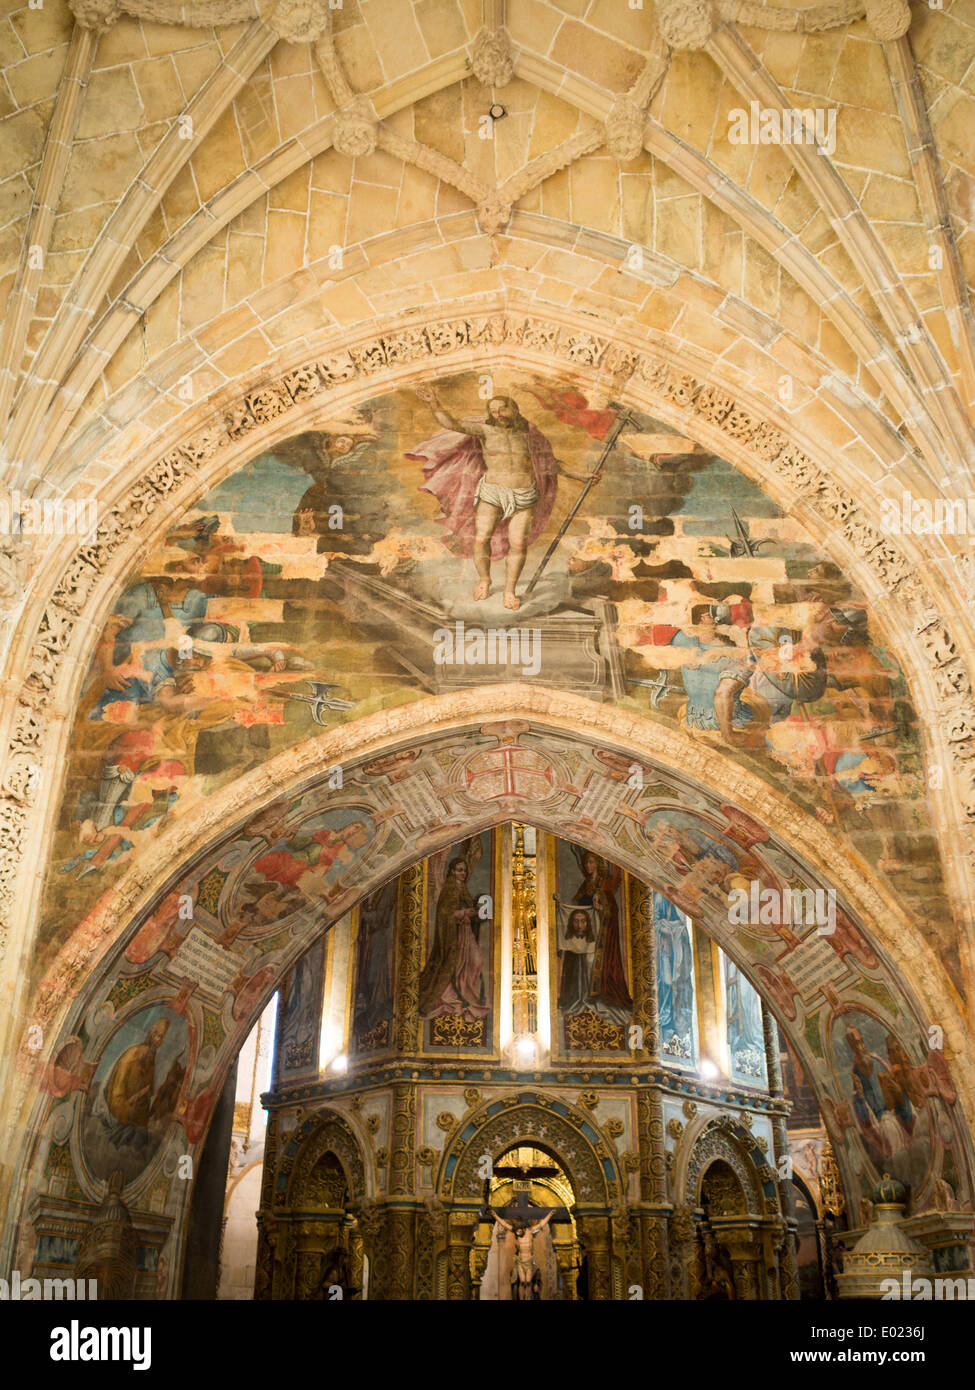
top-left (493, 1209), bottom-right (554, 1299)
top-left (409, 386), bottom-right (598, 610)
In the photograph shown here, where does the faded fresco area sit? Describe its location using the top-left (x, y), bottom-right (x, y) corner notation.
top-left (40, 371), bottom-right (945, 981)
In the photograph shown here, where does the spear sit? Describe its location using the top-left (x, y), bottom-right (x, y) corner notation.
top-left (523, 408), bottom-right (633, 597)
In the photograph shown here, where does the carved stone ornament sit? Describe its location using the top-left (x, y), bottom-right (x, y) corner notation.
top-left (655, 0), bottom-right (715, 50)
top-left (476, 195), bottom-right (512, 236)
top-left (605, 96), bottom-right (646, 163)
top-left (267, 0), bottom-right (331, 43)
top-left (332, 95), bottom-right (378, 159)
top-left (470, 27), bottom-right (515, 88)
top-left (69, 0), bottom-right (123, 30)
top-left (863, 0), bottom-right (911, 39)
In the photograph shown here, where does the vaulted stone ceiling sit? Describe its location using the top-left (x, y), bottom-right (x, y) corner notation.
top-left (2, 0), bottom-right (975, 1246)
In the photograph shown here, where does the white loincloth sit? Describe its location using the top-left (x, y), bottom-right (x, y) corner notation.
top-left (474, 479), bottom-right (539, 519)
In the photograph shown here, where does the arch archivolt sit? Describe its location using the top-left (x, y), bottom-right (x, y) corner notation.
top-left (280, 1109), bottom-right (368, 1210)
top-left (437, 1092), bottom-right (618, 1210)
top-left (6, 691), bottom-right (975, 1283)
top-left (675, 1113), bottom-right (777, 1220)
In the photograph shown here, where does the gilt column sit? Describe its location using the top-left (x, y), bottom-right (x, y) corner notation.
top-left (764, 1007), bottom-right (799, 1300)
top-left (445, 1210), bottom-right (478, 1300)
top-left (627, 875), bottom-right (658, 1062)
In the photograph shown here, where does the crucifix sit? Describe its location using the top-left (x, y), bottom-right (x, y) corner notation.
top-left (481, 1154), bottom-right (572, 1301)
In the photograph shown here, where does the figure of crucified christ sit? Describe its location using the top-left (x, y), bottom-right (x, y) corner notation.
top-left (493, 1208), bottom-right (554, 1299)
top-left (412, 386), bottom-right (597, 611)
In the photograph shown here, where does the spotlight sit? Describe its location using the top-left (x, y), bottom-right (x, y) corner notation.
top-left (330, 1053), bottom-right (349, 1074)
top-left (514, 1034), bottom-right (537, 1065)
top-left (700, 1057), bottom-right (719, 1080)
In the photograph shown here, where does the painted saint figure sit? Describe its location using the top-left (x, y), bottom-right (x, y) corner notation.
top-left (409, 386), bottom-right (596, 610)
top-left (103, 1018), bottom-right (176, 1149)
top-left (569, 848), bottom-right (632, 1021)
top-left (655, 895), bottom-right (695, 1057)
top-left (418, 843), bottom-right (489, 1022)
top-left (354, 881), bottom-right (396, 1035)
top-left (557, 906), bottom-right (597, 1016)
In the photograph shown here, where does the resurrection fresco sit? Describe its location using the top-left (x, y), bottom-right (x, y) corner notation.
top-left (39, 371), bottom-right (946, 987)
top-left (21, 720), bottom-right (971, 1294)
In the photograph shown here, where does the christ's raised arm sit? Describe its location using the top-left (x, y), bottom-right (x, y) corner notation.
top-left (531, 1209), bottom-right (555, 1234)
top-left (414, 385), bottom-right (485, 438)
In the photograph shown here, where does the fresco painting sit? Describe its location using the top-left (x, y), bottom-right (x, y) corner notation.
top-left (20, 367), bottom-right (965, 1271)
top-left (823, 1009), bottom-right (961, 1205)
top-left (17, 718), bottom-right (970, 1294)
top-left (81, 1005), bottom-right (190, 1186)
top-left (39, 371), bottom-right (943, 991)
